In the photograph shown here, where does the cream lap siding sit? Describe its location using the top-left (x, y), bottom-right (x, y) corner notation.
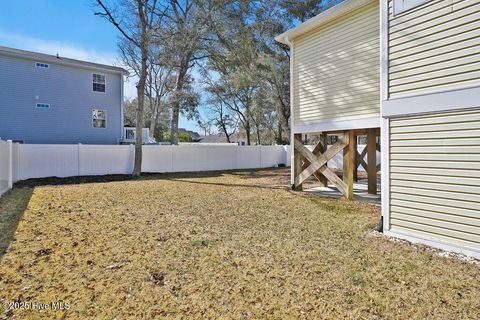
top-left (293, 1), bottom-right (380, 127)
top-left (389, 109), bottom-right (480, 252)
top-left (388, 0), bottom-right (480, 98)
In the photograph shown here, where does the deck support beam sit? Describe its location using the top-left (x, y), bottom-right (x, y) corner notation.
top-left (343, 131), bottom-right (355, 200)
top-left (292, 128), bottom-right (380, 200)
top-left (318, 133), bottom-right (328, 187)
top-left (367, 128), bottom-right (377, 195)
top-left (293, 133), bottom-right (303, 191)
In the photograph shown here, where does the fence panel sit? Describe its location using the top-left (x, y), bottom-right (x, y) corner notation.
top-left (0, 143), bottom-right (382, 185)
top-left (142, 145), bottom-right (174, 173)
top-left (17, 144), bottom-right (78, 180)
top-left (172, 145), bottom-right (211, 172)
top-left (12, 143), bottom-right (19, 183)
top-left (236, 146), bottom-right (261, 169)
top-left (205, 145), bottom-right (237, 171)
top-left (79, 145), bottom-right (133, 176)
top-left (260, 146), bottom-right (286, 168)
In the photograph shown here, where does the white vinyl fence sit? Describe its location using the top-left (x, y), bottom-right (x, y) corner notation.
top-left (8, 143), bottom-right (288, 182)
top-left (0, 140), bottom-right (13, 196)
top-left (0, 140), bottom-right (381, 197)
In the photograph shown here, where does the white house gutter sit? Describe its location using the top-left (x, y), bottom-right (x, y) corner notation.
top-left (284, 36), bottom-right (296, 186)
top-left (0, 46), bottom-right (128, 75)
top-left (275, 0), bottom-right (376, 45)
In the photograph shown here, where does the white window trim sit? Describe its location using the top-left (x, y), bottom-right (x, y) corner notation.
top-left (92, 109), bottom-right (107, 129)
top-left (36, 103), bottom-right (50, 109)
top-left (92, 73), bottom-right (106, 93)
top-left (393, 0), bottom-right (431, 15)
top-left (35, 62), bottom-right (49, 69)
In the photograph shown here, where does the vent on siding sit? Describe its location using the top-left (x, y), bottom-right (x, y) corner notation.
top-left (35, 62), bottom-right (49, 69)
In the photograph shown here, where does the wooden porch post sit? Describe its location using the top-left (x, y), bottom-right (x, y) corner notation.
top-left (353, 134), bottom-right (359, 182)
top-left (293, 133), bottom-right (303, 191)
top-left (342, 131), bottom-right (355, 200)
top-left (367, 128), bottom-right (377, 194)
top-left (319, 132), bottom-right (328, 187)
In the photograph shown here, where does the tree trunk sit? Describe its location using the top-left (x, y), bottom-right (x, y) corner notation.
top-left (134, 75), bottom-right (146, 176)
top-left (220, 122), bottom-right (231, 143)
top-left (149, 106), bottom-right (158, 140)
top-left (158, 120), bottom-right (165, 142)
top-left (170, 59), bottom-right (189, 145)
top-left (133, 1), bottom-right (148, 176)
top-left (277, 122), bottom-right (282, 144)
top-left (255, 123), bottom-right (261, 145)
top-left (245, 122), bottom-right (251, 145)
top-left (170, 102), bottom-right (180, 144)
top-left (274, 97), bottom-right (290, 143)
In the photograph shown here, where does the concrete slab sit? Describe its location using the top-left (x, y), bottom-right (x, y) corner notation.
top-left (305, 178), bottom-right (381, 205)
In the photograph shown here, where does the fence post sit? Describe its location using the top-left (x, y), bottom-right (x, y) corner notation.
top-left (77, 143), bottom-right (82, 176)
top-left (259, 146), bottom-right (263, 168)
top-left (131, 144), bottom-right (135, 173)
top-left (235, 145), bottom-right (238, 170)
top-left (7, 140), bottom-right (13, 189)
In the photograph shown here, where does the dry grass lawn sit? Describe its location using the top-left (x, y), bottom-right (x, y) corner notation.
top-left (0, 168), bottom-right (479, 319)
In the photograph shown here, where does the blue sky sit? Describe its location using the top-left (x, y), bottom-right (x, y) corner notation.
top-left (0, 0), bottom-right (200, 132)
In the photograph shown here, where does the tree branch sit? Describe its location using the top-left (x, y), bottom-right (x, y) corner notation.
top-left (95, 0), bottom-right (138, 46)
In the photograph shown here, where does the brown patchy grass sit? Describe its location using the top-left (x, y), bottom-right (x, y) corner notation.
top-left (0, 168), bottom-right (479, 319)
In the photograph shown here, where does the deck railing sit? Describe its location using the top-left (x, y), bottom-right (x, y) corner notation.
top-left (123, 127), bottom-right (152, 144)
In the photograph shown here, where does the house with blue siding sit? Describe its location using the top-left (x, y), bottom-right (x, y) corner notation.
top-left (0, 46), bottom-right (127, 144)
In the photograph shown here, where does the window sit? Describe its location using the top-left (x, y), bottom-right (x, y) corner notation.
top-left (36, 103), bottom-right (50, 109)
top-left (93, 109), bottom-right (106, 128)
top-left (35, 62), bottom-right (49, 68)
top-left (93, 73), bottom-right (106, 92)
top-left (393, 0), bottom-right (430, 15)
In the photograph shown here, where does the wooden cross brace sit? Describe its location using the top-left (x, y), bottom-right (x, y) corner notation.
top-left (293, 136), bottom-right (350, 196)
top-left (356, 142), bottom-right (381, 173)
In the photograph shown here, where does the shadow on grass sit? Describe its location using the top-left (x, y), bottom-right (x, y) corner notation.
top-left (162, 177), bottom-right (290, 191)
top-left (0, 187), bottom-right (33, 259)
top-left (13, 167), bottom-right (289, 188)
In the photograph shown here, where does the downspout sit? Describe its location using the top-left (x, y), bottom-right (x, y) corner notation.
top-left (120, 73), bottom-right (126, 144)
top-left (283, 36), bottom-right (296, 189)
top-left (378, 0), bottom-right (389, 233)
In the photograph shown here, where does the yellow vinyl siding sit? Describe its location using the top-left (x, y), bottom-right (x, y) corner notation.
top-left (293, 1), bottom-right (380, 127)
top-left (388, 0), bottom-right (480, 97)
top-left (389, 109), bottom-right (480, 251)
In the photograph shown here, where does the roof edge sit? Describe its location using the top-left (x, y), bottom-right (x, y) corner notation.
top-left (0, 45), bottom-right (128, 75)
top-left (275, 0), bottom-right (376, 45)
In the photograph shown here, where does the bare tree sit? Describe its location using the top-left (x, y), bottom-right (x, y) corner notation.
top-left (197, 118), bottom-right (213, 136)
top-left (118, 40), bottom-right (174, 141)
top-left (160, 0), bottom-right (207, 145)
top-left (146, 57), bottom-right (174, 140)
top-left (208, 102), bottom-right (238, 143)
top-left (95, 0), bottom-right (162, 176)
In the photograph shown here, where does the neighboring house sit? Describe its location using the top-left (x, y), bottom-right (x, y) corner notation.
top-left (278, 0), bottom-right (480, 258)
top-left (196, 132), bottom-right (249, 145)
top-left (381, 0), bottom-right (480, 259)
top-left (276, 0), bottom-right (381, 199)
top-left (0, 46), bottom-right (127, 144)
